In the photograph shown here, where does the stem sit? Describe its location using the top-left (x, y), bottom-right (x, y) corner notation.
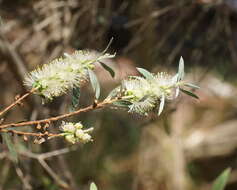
top-left (0, 88), bottom-right (36, 117)
top-left (0, 98), bottom-right (117, 130)
top-left (0, 129), bottom-right (61, 137)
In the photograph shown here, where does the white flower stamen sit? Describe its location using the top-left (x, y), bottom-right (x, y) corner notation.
top-left (24, 50), bottom-right (114, 100)
top-left (121, 72), bottom-right (182, 115)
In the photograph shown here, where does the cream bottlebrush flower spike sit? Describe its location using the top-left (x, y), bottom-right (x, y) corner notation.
top-left (122, 73), bottom-right (178, 115)
top-left (60, 121), bottom-right (93, 144)
top-left (24, 50), bottom-right (115, 100)
top-left (112, 57), bottom-right (199, 116)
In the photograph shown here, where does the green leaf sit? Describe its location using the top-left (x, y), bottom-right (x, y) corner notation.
top-left (90, 182), bottom-right (98, 190)
top-left (158, 94), bottom-right (165, 116)
top-left (88, 69), bottom-right (101, 100)
top-left (102, 38), bottom-right (113, 55)
top-left (184, 83), bottom-right (200, 89)
top-left (99, 61), bottom-right (115, 78)
top-left (113, 100), bottom-right (131, 107)
top-left (177, 56), bottom-right (185, 81)
top-left (70, 87), bottom-right (80, 111)
top-left (2, 133), bottom-right (18, 163)
top-left (180, 88), bottom-right (199, 99)
top-left (102, 37), bottom-right (114, 54)
top-left (211, 168), bottom-right (231, 190)
top-left (171, 73), bottom-right (179, 83)
top-left (137, 68), bottom-right (155, 80)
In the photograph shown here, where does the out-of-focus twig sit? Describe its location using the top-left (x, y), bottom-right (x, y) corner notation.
top-left (15, 165), bottom-right (32, 190)
top-left (0, 29), bottom-right (28, 82)
top-left (224, 10), bottom-right (237, 70)
top-left (38, 159), bottom-right (70, 189)
top-left (0, 98), bottom-right (117, 129)
top-left (20, 147), bottom-right (77, 189)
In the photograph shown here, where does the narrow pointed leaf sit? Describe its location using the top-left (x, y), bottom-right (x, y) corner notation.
top-left (175, 87), bottom-right (180, 98)
top-left (137, 68), bottom-right (155, 80)
top-left (64, 53), bottom-right (71, 58)
top-left (70, 87), bottom-right (80, 111)
top-left (102, 37), bottom-right (114, 54)
top-left (211, 168), bottom-right (231, 190)
top-left (171, 73), bottom-right (179, 83)
top-left (177, 56), bottom-right (185, 81)
top-left (2, 133), bottom-right (18, 163)
top-left (113, 100), bottom-right (131, 107)
top-left (99, 61), bottom-right (115, 78)
top-left (184, 83), bottom-right (200, 89)
top-left (158, 94), bottom-right (165, 116)
top-left (88, 70), bottom-right (100, 99)
top-left (180, 88), bottom-right (199, 99)
top-left (90, 182), bottom-right (98, 190)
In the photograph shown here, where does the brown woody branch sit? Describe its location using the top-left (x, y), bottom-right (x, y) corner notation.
top-left (0, 88), bottom-right (36, 117)
top-left (0, 128), bottom-right (61, 138)
top-left (0, 98), bottom-right (117, 130)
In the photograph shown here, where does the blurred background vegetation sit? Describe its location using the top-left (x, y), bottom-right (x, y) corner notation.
top-left (1, 0), bottom-right (237, 190)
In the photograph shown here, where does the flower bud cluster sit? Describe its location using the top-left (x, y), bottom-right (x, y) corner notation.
top-left (24, 50), bottom-right (114, 100)
top-left (121, 72), bottom-right (181, 115)
top-left (60, 121), bottom-right (93, 144)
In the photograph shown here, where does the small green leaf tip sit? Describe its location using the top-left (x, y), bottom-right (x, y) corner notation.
top-left (184, 83), bottom-right (200, 89)
top-left (137, 67), bottom-right (155, 80)
top-left (24, 50), bottom-right (114, 100)
top-left (158, 94), bottom-right (165, 116)
top-left (99, 61), bottom-right (115, 78)
top-left (178, 56), bottom-right (185, 81)
top-left (88, 69), bottom-right (101, 99)
top-left (211, 168), bottom-right (231, 190)
top-left (90, 182), bottom-right (98, 190)
top-left (70, 87), bottom-right (80, 111)
top-left (180, 88), bottom-right (199, 99)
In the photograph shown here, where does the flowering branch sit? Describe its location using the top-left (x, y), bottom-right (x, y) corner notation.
top-left (0, 49), bottom-right (199, 147)
top-left (0, 98), bottom-right (117, 130)
top-left (0, 49), bottom-right (117, 144)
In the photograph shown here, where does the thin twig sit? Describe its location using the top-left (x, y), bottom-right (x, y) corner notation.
top-left (0, 30), bottom-right (28, 81)
top-left (224, 10), bottom-right (237, 70)
top-left (167, 9), bottom-right (206, 65)
top-left (38, 159), bottom-right (70, 189)
top-left (0, 129), bottom-right (61, 138)
top-left (0, 98), bottom-right (117, 129)
top-left (20, 147), bottom-right (76, 161)
top-left (0, 88), bottom-right (36, 117)
top-left (38, 147), bottom-right (75, 160)
top-left (124, 5), bottom-right (175, 28)
top-left (19, 147), bottom-right (76, 189)
top-left (14, 165), bottom-right (32, 190)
